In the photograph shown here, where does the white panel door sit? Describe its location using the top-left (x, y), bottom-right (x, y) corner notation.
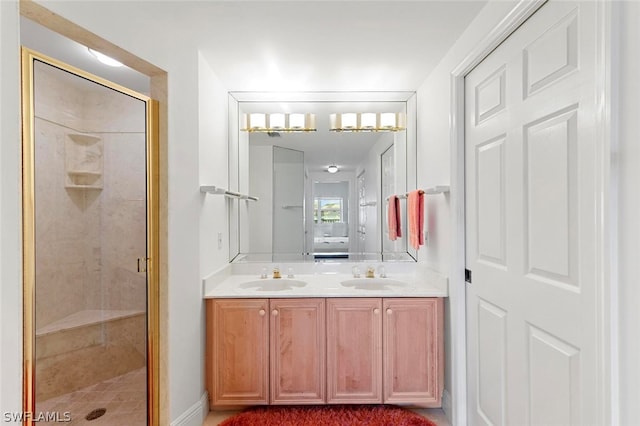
top-left (465, 2), bottom-right (600, 425)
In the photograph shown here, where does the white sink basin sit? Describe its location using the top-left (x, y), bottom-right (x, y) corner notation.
top-left (341, 278), bottom-right (408, 290)
top-left (239, 279), bottom-right (307, 291)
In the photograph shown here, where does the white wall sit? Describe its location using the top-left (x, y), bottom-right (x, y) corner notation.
top-left (0, 0), bottom-right (23, 419)
top-left (199, 52), bottom-right (230, 276)
top-left (616, 2), bottom-right (640, 423)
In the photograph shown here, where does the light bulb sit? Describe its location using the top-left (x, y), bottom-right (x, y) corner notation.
top-left (380, 112), bottom-right (396, 129)
top-left (269, 113), bottom-right (285, 129)
top-left (342, 113), bottom-right (357, 129)
top-left (249, 113), bottom-right (266, 129)
top-left (87, 48), bottom-right (123, 67)
top-left (361, 113), bottom-right (376, 129)
top-left (289, 113), bottom-right (305, 129)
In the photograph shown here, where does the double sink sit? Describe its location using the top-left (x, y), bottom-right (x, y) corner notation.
top-left (239, 277), bottom-right (409, 292)
top-left (204, 264), bottom-right (449, 298)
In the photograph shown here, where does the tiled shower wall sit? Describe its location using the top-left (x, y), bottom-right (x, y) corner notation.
top-left (33, 61), bottom-right (146, 329)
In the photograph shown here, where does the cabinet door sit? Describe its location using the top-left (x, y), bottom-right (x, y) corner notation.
top-left (206, 299), bottom-right (269, 407)
top-left (327, 298), bottom-right (382, 403)
top-left (270, 298), bottom-right (325, 404)
top-left (383, 298), bottom-right (444, 407)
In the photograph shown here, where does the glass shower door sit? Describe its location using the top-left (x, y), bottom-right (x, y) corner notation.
top-left (272, 146), bottom-right (305, 260)
top-left (23, 51), bottom-right (154, 425)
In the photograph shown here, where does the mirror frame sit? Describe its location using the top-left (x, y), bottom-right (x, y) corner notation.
top-left (228, 91), bottom-right (417, 262)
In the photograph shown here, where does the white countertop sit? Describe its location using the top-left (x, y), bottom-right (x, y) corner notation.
top-left (203, 263), bottom-right (448, 299)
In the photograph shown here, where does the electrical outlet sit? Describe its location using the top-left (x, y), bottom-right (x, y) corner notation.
top-left (217, 232), bottom-right (223, 249)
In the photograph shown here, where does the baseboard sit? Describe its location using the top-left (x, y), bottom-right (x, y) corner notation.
top-left (442, 389), bottom-right (452, 425)
top-left (171, 392), bottom-right (209, 426)
top-left (201, 391), bottom-right (210, 422)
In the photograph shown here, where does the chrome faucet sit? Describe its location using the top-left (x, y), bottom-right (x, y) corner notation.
top-left (377, 265), bottom-right (387, 278)
top-left (351, 265), bottom-right (361, 278)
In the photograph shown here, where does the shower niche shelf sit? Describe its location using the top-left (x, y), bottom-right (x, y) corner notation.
top-left (65, 133), bottom-right (104, 189)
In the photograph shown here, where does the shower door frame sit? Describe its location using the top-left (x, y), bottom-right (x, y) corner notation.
top-left (20, 47), bottom-right (160, 426)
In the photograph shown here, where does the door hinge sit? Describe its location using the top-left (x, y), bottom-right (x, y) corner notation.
top-left (137, 258), bottom-right (149, 273)
top-left (465, 268), bottom-right (472, 284)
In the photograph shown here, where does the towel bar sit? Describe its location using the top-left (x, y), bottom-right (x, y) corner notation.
top-left (385, 186), bottom-right (449, 202)
top-left (200, 185), bottom-right (259, 201)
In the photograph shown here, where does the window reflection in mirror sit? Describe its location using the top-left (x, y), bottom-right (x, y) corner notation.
top-left (313, 183), bottom-right (349, 260)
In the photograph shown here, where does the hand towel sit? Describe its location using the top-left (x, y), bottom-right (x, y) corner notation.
top-left (408, 190), bottom-right (424, 249)
top-left (388, 195), bottom-right (402, 240)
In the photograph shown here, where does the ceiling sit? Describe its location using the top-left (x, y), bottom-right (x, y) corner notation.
top-left (20, 1), bottom-right (487, 171)
top-left (21, 1), bottom-right (487, 94)
top-left (193, 0), bottom-right (488, 92)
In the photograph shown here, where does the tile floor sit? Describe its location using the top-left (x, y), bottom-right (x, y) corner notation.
top-left (35, 367), bottom-right (147, 425)
top-left (203, 407), bottom-right (451, 426)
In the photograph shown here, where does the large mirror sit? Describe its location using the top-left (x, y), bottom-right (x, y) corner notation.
top-left (228, 92), bottom-right (417, 262)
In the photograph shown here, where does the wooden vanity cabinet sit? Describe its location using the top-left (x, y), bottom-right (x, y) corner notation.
top-left (206, 298), bottom-right (325, 407)
top-left (326, 298), bottom-right (383, 404)
top-left (206, 297), bottom-right (443, 408)
top-left (269, 298), bottom-right (326, 404)
top-left (326, 297), bottom-right (443, 407)
top-left (206, 299), bottom-right (269, 407)
top-left (383, 298), bottom-right (444, 407)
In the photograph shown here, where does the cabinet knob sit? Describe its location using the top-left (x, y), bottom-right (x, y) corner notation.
top-left (386, 308), bottom-right (393, 315)
top-left (373, 308), bottom-right (380, 315)
top-left (259, 309), bottom-right (266, 316)
top-left (272, 309), bottom-right (279, 316)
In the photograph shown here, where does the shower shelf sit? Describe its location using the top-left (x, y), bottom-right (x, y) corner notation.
top-left (65, 133), bottom-right (104, 189)
top-left (68, 133), bottom-right (101, 145)
top-left (67, 170), bottom-right (102, 177)
top-left (66, 171), bottom-right (103, 189)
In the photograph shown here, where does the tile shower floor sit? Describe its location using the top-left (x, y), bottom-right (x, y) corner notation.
top-left (36, 367), bottom-right (147, 425)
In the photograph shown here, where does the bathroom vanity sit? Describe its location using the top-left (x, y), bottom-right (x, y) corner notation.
top-left (203, 264), bottom-right (446, 409)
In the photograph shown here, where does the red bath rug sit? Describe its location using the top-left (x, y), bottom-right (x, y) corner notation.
top-left (219, 404), bottom-right (437, 426)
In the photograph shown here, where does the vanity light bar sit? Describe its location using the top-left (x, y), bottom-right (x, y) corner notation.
top-left (241, 113), bottom-right (316, 132)
top-left (329, 112), bottom-right (406, 132)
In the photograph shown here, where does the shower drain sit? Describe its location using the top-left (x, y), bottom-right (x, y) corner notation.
top-left (85, 408), bottom-right (107, 421)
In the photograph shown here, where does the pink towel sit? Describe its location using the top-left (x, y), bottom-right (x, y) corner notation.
top-left (408, 190), bottom-right (424, 249)
top-left (388, 195), bottom-right (402, 240)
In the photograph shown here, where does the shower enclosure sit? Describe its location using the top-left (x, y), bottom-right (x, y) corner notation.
top-left (21, 49), bottom-right (159, 425)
